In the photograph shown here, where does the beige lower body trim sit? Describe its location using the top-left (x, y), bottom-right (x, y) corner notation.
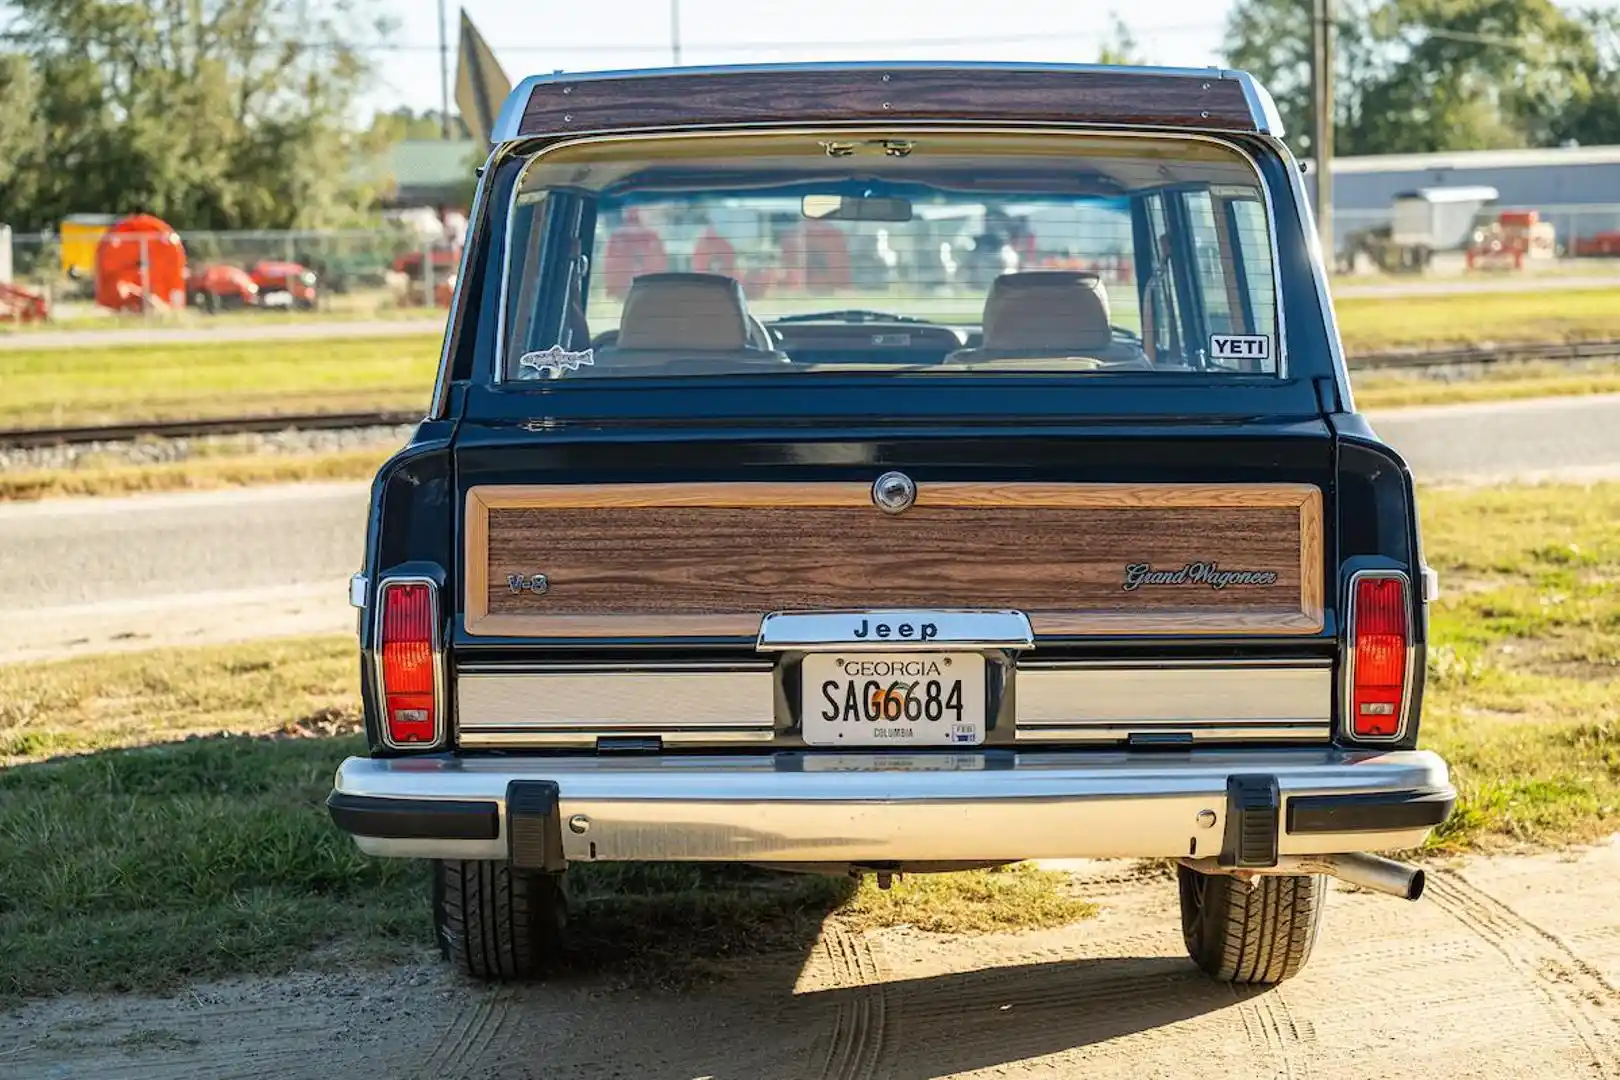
top-left (454, 661), bottom-right (1333, 747)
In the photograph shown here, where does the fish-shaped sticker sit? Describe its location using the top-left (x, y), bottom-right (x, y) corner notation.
top-left (517, 345), bottom-right (595, 379)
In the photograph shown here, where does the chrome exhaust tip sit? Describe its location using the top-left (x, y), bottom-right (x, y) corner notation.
top-left (1180, 851), bottom-right (1427, 901)
top-left (1312, 852), bottom-right (1426, 901)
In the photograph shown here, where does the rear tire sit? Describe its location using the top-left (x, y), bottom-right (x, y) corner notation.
top-left (1177, 865), bottom-right (1326, 984)
top-left (432, 859), bottom-right (567, 980)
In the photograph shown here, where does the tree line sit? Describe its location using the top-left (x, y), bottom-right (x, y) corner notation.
top-left (0, 0), bottom-right (397, 233)
top-left (1225, 0), bottom-right (1620, 156)
top-left (2, 0), bottom-right (1618, 234)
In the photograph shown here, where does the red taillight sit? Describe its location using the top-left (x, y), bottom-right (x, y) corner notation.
top-left (1350, 575), bottom-right (1410, 738)
top-left (380, 581), bottom-right (437, 746)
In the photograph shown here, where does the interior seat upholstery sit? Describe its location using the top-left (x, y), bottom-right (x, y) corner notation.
top-left (946, 271), bottom-right (1143, 366)
top-left (602, 272), bottom-right (783, 363)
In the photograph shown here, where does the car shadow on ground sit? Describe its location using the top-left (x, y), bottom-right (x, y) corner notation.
top-left (0, 731), bottom-right (1248, 1077)
top-left (448, 950), bottom-right (1247, 1079)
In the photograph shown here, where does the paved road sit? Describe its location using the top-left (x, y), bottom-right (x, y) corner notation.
top-left (0, 482), bottom-right (368, 661)
top-left (1370, 391), bottom-right (1620, 481)
top-left (2, 394), bottom-right (1617, 662)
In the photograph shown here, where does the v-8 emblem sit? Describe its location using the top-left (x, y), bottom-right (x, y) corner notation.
top-left (507, 573), bottom-right (549, 595)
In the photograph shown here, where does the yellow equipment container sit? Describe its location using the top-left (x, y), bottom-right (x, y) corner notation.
top-left (59, 214), bottom-right (118, 279)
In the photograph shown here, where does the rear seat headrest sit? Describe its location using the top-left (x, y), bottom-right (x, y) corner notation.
top-left (616, 272), bottom-right (752, 351)
top-left (980, 271), bottom-right (1113, 353)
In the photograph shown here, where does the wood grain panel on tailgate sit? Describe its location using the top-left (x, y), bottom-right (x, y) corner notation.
top-left (464, 483), bottom-right (1324, 638)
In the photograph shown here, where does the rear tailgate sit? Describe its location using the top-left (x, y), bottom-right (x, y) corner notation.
top-left (446, 415), bottom-right (1339, 750)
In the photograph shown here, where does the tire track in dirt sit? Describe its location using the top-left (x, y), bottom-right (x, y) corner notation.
top-left (816, 924), bottom-right (893, 1080)
top-left (1234, 987), bottom-right (1314, 1080)
top-left (410, 986), bottom-right (515, 1080)
top-left (1427, 871), bottom-right (1620, 1076)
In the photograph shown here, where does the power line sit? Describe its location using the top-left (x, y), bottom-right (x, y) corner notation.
top-left (334, 24), bottom-right (1227, 55)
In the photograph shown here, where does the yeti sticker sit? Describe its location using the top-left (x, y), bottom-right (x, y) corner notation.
top-left (517, 346), bottom-right (595, 379)
top-left (1209, 334), bottom-right (1271, 363)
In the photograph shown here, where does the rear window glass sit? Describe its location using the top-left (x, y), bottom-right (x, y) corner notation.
top-left (501, 130), bottom-right (1280, 381)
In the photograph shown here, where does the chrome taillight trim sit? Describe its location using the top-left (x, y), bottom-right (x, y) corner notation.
top-left (1341, 568), bottom-right (1416, 744)
top-left (373, 575), bottom-right (447, 751)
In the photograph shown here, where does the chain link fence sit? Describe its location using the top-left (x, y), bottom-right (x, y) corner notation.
top-left (1, 227), bottom-right (463, 322)
top-left (1332, 202), bottom-right (1620, 273)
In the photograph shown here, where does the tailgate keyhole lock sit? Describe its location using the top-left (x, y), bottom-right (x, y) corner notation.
top-left (872, 471), bottom-right (917, 514)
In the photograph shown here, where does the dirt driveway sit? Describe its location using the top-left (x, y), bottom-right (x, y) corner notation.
top-left (8, 846), bottom-right (1620, 1079)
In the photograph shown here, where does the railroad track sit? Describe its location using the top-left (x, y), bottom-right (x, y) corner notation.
top-left (1348, 337), bottom-right (1620, 370)
top-left (3, 340), bottom-right (1618, 449)
top-left (0, 409), bottom-right (424, 449)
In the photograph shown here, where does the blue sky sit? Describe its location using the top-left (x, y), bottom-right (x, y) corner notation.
top-left (373, 0), bottom-right (1238, 115)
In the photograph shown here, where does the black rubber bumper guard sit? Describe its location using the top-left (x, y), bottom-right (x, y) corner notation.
top-left (328, 778), bottom-right (1454, 870)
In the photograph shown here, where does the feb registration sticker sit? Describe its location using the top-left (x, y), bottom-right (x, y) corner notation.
top-left (1209, 334), bottom-right (1271, 363)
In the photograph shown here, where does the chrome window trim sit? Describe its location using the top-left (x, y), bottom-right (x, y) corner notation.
top-left (492, 124), bottom-right (1291, 385)
top-left (1265, 131), bottom-right (1354, 408)
top-left (373, 575), bottom-right (447, 751)
top-left (491, 64), bottom-right (1267, 144)
top-left (1226, 70), bottom-right (1285, 137)
top-left (1340, 568), bottom-right (1417, 744)
top-left (427, 149), bottom-right (497, 420)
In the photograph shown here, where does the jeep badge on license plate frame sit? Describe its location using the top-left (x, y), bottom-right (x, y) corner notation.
top-left (800, 652), bottom-right (987, 746)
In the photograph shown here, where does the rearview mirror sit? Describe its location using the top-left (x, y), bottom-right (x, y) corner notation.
top-left (802, 194), bottom-right (913, 223)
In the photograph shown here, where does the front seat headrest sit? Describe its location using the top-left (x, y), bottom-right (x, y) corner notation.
top-left (980, 271), bottom-right (1113, 354)
top-left (615, 272), bottom-right (752, 351)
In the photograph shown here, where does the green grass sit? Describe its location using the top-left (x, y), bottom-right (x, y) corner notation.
top-left (1352, 360), bottom-right (1620, 410)
top-left (0, 638), bottom-right (1094, 1000)
top-left (0, 335), bottom-right (436, 429)
top-left (0, 733), bottom-right (424, 1000)
top-left (1418, 482), bottom-right (1620, 850)
top-left (1336, 287), bottom-right (1620, 352)
top-left (0, 447), bottom-right (393, 502)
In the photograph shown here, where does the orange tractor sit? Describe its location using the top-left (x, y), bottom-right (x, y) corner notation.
top-left (1467, 209), bottom-right (1556, 270)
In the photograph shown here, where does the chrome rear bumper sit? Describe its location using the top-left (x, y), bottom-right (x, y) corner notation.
top-left (329, 748), bottom-right (1453, 866)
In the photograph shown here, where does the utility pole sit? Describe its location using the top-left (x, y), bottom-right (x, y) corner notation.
top-left (670, 0), bottom-right (682, 65)
top-left (438, 0), bottom-right (452, 139)
top-left (1311, 0), bottom-right (1336, 265)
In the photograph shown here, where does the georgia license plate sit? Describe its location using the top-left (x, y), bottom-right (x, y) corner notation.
top-left (800, 653), bottom-right (986, 747)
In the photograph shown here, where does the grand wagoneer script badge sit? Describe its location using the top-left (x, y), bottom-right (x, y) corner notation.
top-left (1122, 562), bottom-right (1279, 591)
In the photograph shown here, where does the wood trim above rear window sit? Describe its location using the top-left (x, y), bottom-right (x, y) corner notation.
top-left (519, 68), bottom-right (1258, 139)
